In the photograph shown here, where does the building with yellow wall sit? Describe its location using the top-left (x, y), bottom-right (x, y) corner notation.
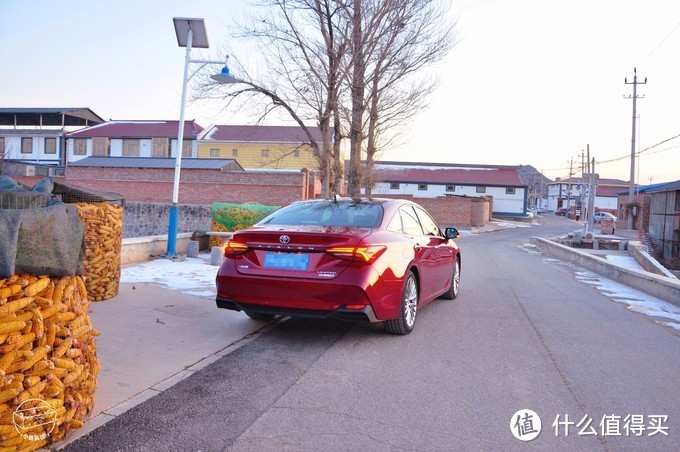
top-left (198, 125), bottom-right (324, 171)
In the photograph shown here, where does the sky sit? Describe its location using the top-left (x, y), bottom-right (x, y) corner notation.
top-left (3, 0), bottom-right (679, 183)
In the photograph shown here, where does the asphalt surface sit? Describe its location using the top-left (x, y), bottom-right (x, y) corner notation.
top-left (61, 216), bottom-right (680, 451)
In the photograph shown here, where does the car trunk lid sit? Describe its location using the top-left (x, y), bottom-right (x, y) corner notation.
top-left (228, 226), bottom-right (373, 280)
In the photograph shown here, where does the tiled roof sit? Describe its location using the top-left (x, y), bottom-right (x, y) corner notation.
top-left (65, 120), bottom-right (204, 139)
top-left (68, 157), bottom-right (242, 170)
top-left (201, 124), bottom-right (325, 143)
top-left (372, 163), bottom-right (524, 187)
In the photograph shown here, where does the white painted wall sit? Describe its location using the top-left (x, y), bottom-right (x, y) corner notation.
top-left (369, 182), bottom-right (527, 214)
top-left (1, 135), bottom-right (61, 164)
top-left (548, 183), bottom-right (619, 211)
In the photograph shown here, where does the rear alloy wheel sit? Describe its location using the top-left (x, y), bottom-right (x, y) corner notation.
top-left (441, 258), bottom-right (460, 300)
top-left (244, 311), bottom-right (276, 320)
top-left (385, 271), bottom-right (418, 335)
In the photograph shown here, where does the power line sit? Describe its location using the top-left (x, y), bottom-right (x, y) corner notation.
top-left (640, 18), bottom-right (680, 66)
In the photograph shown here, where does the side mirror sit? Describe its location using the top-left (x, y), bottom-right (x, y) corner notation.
top-left (445, 227), bottom-right (460, 239)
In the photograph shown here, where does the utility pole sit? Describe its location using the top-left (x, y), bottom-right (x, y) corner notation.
top-left (587, 157), bottom-right (596, 234)
top-left (565, 158), bottom-right (573, 218)
top-left (625, 67), bottom-right (646, 229)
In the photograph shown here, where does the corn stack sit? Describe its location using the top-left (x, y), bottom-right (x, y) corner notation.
top-left (0, 273), bottom-right (99, 451)
top-left (74, 202), bottom-right (123, 302)
top-left (209, 220), bottom-right (230, 248)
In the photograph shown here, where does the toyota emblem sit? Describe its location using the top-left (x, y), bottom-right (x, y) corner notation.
top-left (279, 235), bottom-right (291, 244)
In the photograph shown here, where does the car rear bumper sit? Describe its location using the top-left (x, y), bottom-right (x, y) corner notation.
top-left (216, 260), bottom-right (403, 320)
top-left (216, 295), bottom-right (380, 323)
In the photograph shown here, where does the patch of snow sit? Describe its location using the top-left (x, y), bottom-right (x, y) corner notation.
top-left (121, 254), bottom-right (217, 299)
top-left (491, 221), bottom-right (532, 229)
top-left (605, 254), bottom-right (644, 271)
top-left (573, 270), bottom-right (680, 328)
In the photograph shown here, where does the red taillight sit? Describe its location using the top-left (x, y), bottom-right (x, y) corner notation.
top-left (327, 245), bottom-right (386, 263)
top-left (223, 241), bottom-right (248, 257)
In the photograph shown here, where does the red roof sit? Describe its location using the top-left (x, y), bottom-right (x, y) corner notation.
top-left (66, 120), bottom-right (204, 139)
top-left (373, 164), bottom-right (524, 186)
top-left (201, 125), bottom-right (325, 143)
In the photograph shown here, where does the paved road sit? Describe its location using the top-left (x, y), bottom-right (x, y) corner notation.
top-left (64, 216), bottom-right (679, 451)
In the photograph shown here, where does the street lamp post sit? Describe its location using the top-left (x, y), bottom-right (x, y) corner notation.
top-left (166, 18), bottom-right (238, 257)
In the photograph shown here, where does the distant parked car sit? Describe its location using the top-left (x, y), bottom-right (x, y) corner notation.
top-left (555, 208), bottom-right (567, 216)
top-left (593, 212), bottom-right (617, 223)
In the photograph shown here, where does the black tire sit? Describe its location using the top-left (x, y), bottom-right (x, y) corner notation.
top-left (441, 257), bottom-right (460, 300)
top-left (384, 271), bottom-right (418, 335)
top-left (244, 311), bottom-right (276, 320)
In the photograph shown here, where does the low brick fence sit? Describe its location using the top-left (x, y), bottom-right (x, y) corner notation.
top-left (376, 194), bottom-right (491, 228)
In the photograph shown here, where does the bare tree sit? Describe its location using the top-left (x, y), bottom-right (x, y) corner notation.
top-left (348, 0), bottom-right (455, 196)
top-left (202, 0), bottom-right (454, 198)
top-left (201, 0), bottom-right (351, 198)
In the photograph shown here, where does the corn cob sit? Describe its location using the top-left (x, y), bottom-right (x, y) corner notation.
top-left (0, 285), bottom-right (21, 300)
top-left (0, 322), bottom-right (26, 336)
top-left (0, 298), bottom-right (33, 317)
top-left (22, 278), bottom-right (50, 297)
top-left (0, 389), bottom-right (18, 405)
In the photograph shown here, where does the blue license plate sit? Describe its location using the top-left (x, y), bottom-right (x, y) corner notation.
top-left (263, 252), bottom-right (309, 271)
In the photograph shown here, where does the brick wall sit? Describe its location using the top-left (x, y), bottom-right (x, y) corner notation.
top-left (378, 194), bottom-right (491, 228)
top-left (64, 167), bottom-right (308, 205)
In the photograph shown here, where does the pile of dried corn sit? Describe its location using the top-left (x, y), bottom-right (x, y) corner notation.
top-left (74, 202), bottom-right (123, 302)
top-left (0, 274), bottom-right (99, 451)
top-left (209, 220), bottom-right (230, 248)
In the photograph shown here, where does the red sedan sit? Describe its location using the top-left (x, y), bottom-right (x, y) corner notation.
top-left (215, 198), bottom-right (461, 334)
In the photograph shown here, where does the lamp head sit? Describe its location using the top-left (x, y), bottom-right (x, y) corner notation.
top-left (211, 66), bottom-right (240, 84)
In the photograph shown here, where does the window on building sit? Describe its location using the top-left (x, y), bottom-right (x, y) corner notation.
top-left (0, 138), bottom-right (5, 156)
top-left (210, 148), bottom-right (220, 157)
top-left (92, 137), bottom-right (110, 156)
top-left (21, 138), bottom-right (33, 154)
top-left (476, 186), bottom-right (487, 193)
top-left (446, 185), bottom-right (455, 192)
top-left (390, 182), bottom-right (400, 190)
top-left (293, 149), bottom-right (300, 158)
top-left (232, 149), bottom-right (238, 157)
top-left (152, 138), bottom-right (169, 157)
top-left (261, 149), bottom-right (270, 157)
top-left (418, 184), bottom-right (428, 191)
top-left (44, 138), bottom-right (57, 155)
top-left (506, 187), bottom-right (516, 195)
top-left (73, 139), bottom-right (88, 156)
top-left (122, 139), bottom-right (140, 157)
top-left (182, 140), bottom-right (192, 158)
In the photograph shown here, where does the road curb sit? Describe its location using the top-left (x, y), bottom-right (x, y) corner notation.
top-left (532, 237), bottom-right (680, 307)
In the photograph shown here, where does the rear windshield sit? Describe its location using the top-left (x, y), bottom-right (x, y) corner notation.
top-left (257, 201), bottom-right (384, 228)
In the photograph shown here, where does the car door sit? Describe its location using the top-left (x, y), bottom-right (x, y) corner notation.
top-left (414, 206), bottom-right (455, 293)
top-left (399, 206), bottom-right (440, 301)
